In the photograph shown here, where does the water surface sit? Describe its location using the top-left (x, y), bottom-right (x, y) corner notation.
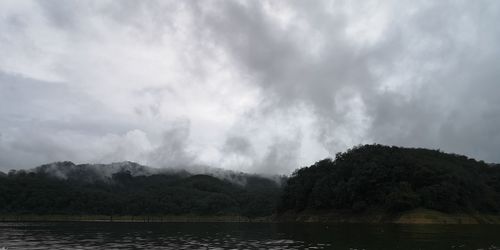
top-left (1, 222), bottom-right (499, 249)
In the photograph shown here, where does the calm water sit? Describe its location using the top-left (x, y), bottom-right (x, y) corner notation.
top-left (0, 222), bottom-right (499, 249)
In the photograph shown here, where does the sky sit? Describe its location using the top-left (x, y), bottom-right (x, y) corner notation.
top-left (1, 0), bottom-right (500, 174)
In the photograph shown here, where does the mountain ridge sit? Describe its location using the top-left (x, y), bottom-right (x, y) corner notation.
top-left (3, 161), bottom-right (283, 186)
top-left (2, 144), bottom-right (500, 223)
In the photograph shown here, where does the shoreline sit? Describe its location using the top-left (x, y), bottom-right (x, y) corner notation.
top-left (0, 214), bottom-right (273, 223)
top-left (276, 208), bottom-right (500, 224)
top-left (2, 209), bottom-right (500, 224)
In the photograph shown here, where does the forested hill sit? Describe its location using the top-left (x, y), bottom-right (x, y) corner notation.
top-left (0, 162), bottom-right (282, 217)
top-left (279, 144), bottom-right (500, 214)
top-left (1, 144), bottom-right (500, 221)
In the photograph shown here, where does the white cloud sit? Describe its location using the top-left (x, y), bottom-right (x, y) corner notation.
top-left (1, 0), bottom-right (500, 173)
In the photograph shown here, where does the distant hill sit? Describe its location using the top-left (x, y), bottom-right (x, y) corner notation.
top-left (2, 144), bottom-right (500, 223)
top-left (30, 161), bottom-right (167, 182)
top-left (279, 144), bottom-right (500, 217)
top-left (0, 162), bottom-right (282, 218)
top-left (23, 161), bottom-right (280, 186)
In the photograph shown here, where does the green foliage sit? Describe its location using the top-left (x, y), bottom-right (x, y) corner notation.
top-left (279, 144), bottom-right (500, 214)
top-left (0, 169), bottom-right (282, 218)
top-left (3, 144), bottom-right (500, 217)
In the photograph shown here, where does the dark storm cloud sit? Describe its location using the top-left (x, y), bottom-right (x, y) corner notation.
top-left (147, 119), bottom-right (195, 168)
top-left (0, 71), bottom-right (141, 168)
top-left (223, 136), bottom-right (254, 156)
top-left (1, 1), bottom-right (500, 173)
top-left (189, 0), bottom-right (500, 162)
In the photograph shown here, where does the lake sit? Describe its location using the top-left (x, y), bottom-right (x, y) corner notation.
top-left (1, 222), bottom-right (499, 249)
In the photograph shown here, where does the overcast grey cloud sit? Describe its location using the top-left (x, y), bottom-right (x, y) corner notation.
top-left (1, 0), bottom-right (500, 174)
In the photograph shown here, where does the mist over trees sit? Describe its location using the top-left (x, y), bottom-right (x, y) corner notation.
top-left (1, 144), bottom-right (500, 218)
top-left (0, 162), bottom-right (282, 218)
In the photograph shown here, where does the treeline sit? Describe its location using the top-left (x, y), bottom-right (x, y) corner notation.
top-left (2, 144), bottom-right (500, 218)
top-left (0, 163), bottom-right (282, 217)
top-left (279, 144), bottom-right (500, 214)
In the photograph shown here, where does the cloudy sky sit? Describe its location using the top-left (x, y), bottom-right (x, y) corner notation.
top-left (1, 0), bottom-right (499, 173)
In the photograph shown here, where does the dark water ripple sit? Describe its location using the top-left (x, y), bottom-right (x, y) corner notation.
top-left (1, 222), bottom-right (499, 249)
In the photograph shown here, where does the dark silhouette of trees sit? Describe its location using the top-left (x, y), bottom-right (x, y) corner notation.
top-left (2, 144), bottom-right (500, 218)
top-left (279, 144), bottom-right (500, 214)
top-left (0, 168), bottom-right (282, 217)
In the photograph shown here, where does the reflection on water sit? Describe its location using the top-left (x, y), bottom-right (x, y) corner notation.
top-left (1, 222), bottom-right (500, 249)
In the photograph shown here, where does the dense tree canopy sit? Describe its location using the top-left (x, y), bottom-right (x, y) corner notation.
top-left (0, 163), bottom-right (282, 217)
top-left (279, 144), bottom-right (500, 214)
top-left (2, 145), bottom-right (500, 218)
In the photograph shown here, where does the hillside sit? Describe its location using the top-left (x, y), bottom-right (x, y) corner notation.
top-left (278, 144), bottom-right (500, 219)
top-left (0, 162), bottom-right (282, 218)
top-left (2, 144), bottom-right (500, 223)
